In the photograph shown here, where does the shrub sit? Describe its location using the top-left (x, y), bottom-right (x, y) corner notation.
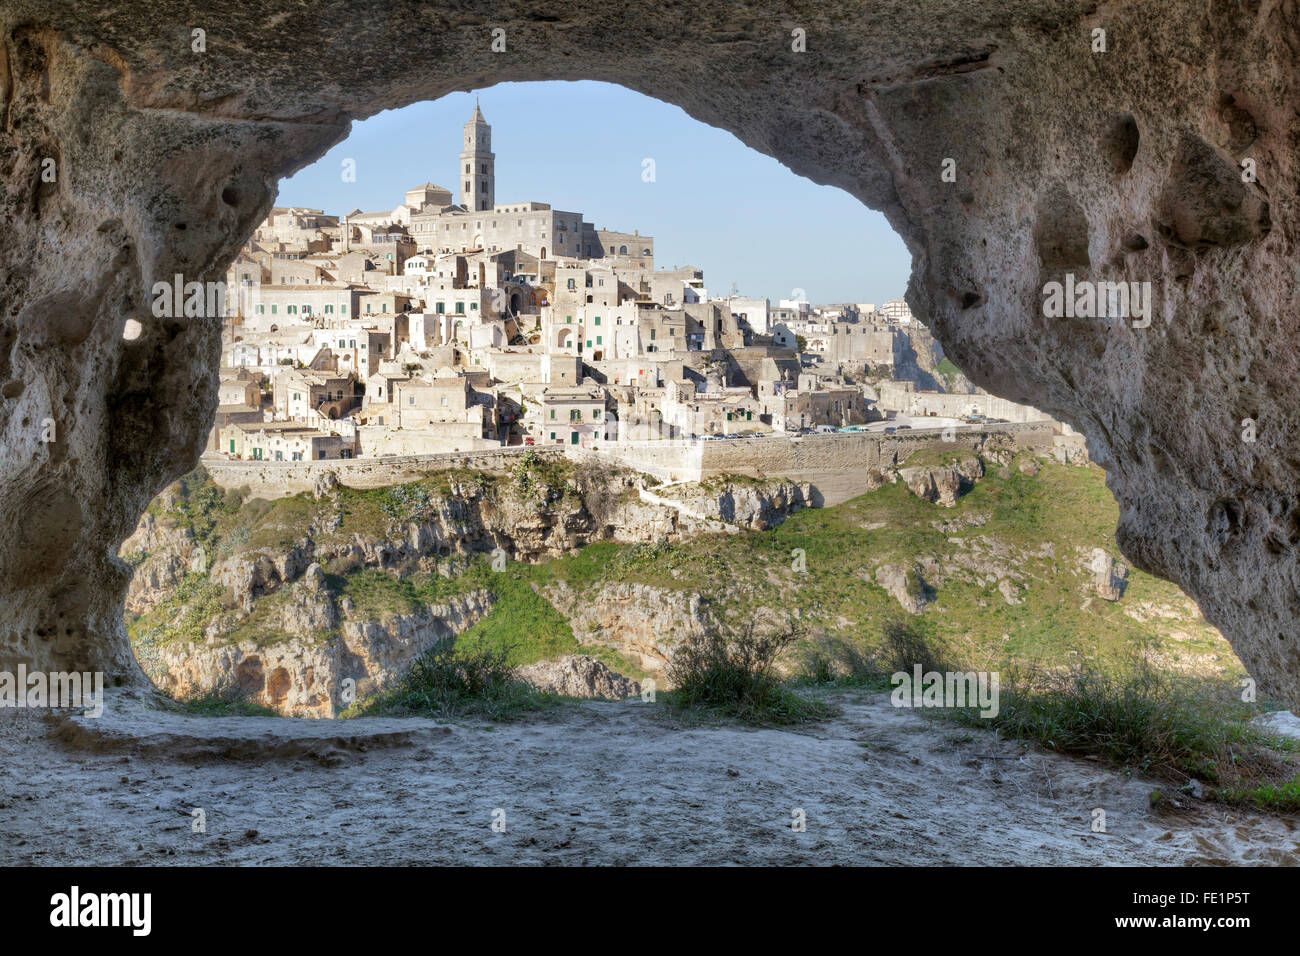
top-left (353, 638), bottom-right (554, 720)
top-left (666, 621), bottom-right (833, 724)
top-left (379, 482), bottom-right (431, 522)
top-left (947, 642), bottom-right (1299, 792)
top-left (794, 614), bottom-right (947, 689)
top-left (877, 613), bottom-right (950, 676)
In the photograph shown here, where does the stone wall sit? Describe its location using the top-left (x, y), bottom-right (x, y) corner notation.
top-left (694, 422), bottom-right (1054, 505)
top-left (875, 382), bottom-right (1054, 423)
top-left (574, 421), bottom-right (1055, 505)
top-left (204, 421), bottom-right (1053, 504)
top-left (204, 446), bottom-right (561, 498)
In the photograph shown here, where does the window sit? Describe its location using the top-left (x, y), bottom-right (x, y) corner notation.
top-left (549, 409), bottom-right (556, 420)
top-left (341, 305), bottom-right (347, 314)
top-left (596, 335), bottom-right (602, 345)
top-left (455, 302), bottom-right (465, 314)
top-left (324, 305), bottom-right (333, 314)
top-left (594, 316), bottom-right (601, 325)
top-left (338, 339), bottom-right (345, 348)
top-left (271, 305), bottom-right (277, 314)
top-left (409, 396), bottom-right (415, 405)
top-left (465, 181), bottom-right (471, 191)
top-left (349, 339), bottom-right (356, 348)
top-left (593, 409), bottom-right (601, 420)
top-left (436, 302), bottom-right (445, 314)
top-left (464, 163), bottom-right (470, 173)
top-left (256, 305), bottom-right (265, 314)
top-left (570, 409), bottom-right (580, 422)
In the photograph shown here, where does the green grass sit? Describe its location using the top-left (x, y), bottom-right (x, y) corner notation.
top-left (158, 687), bottom-right (282, 717)
top-left (347, 637), bottom-right (560, 721)
top-left (1219, 776), bottom-right (1300, 812)
top-left (940, 644), bottom-right (1298, 805)
top-left (663, 622), bottom-right (838, 725)
top-left (128, 574), bottom-right (231, 648)
top-left (128, 457), bottom-right (1245, 726)
top-left (936, 357), bottom-right (963, 391)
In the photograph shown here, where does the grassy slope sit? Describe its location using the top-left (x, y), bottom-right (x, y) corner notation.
top-left (543, 456), bottom-right (1237, 678)
top-left (126, 456), bottom-right (1240, 683)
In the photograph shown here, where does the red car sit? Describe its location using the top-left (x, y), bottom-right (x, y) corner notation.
top-left (523, 436), bottom-right (535, 446)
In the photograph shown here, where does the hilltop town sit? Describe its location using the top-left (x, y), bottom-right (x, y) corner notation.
top-left (210, 103), bottom-right (1053, 465)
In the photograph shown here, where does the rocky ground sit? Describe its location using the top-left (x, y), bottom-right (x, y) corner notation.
top-left (3, 690), bottom-right (1297, 866)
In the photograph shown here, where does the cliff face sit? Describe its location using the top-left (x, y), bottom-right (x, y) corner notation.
top-left (654, 480), bottom-right (813, 530)
top-left (147, 587), bottom-right (494, 718)
top-left (899, 455), bottom-right (985, 507)
top-left (123, 466), bottom-right (809, 711)
top-left (544, 581), bottom-right (713, 679)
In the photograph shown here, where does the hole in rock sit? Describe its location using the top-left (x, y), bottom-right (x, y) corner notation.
top-left (114, 82), bottom-right (1245, 739)
top-left (1101, 112), bottom-right (1140, 175)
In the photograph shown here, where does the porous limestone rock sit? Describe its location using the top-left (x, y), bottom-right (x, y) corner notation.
top-left (545, 581), bottom-right (712, 678)
top-left (875, 564), bottom-right (932, 615)
top-left (1086, 548), bottom-right (1128, 602)
top-left (2, 2), bottom-right (1299, 709)
top-left (515, 654), bottom-right (641, 700)
top-left (653, 479), bottom-right (811, 530)
top-left (898, 455), bottom-right (984, 507)
top-left (148, 590), bottom-right (493, 717)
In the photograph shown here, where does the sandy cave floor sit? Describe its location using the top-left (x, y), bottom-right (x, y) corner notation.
top-left (2, 689), bottom-right (1298, 866)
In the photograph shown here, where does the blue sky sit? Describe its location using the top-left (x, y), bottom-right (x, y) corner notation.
top-left (275, 81), bottom-right (910, 305)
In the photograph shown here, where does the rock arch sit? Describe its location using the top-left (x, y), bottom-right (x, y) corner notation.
top-left (2, 2), bottom-right (1299, 708)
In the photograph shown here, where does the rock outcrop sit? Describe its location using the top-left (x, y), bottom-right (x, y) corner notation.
top-left (148, 590), bottom-right (493, 717)
top-left (515, 654), bottom-right (641, 700)
top-left (1086, 549), bottom-right (1129, 603)
top-left (652, 479), bottom-right (811, 530)
top-left (545, 581), bottom-right (712, 678)
top-left (3, 3), bottom-right (1300, 708)
top-left (898, 455), bottom-right (984, 507)
top-left (874, 564), bottom-right (932, 615)
top-left (121, 512), bottom-right (201, 616)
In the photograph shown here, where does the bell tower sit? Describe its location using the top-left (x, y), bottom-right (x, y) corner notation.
top-left (460, 98), bottom-right (495, 212)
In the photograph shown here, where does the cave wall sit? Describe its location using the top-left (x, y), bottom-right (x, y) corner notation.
top-left (1, 0), bottom-right (1297, 707)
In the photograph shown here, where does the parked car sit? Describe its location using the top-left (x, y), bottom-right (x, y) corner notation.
top-left (815, 425), bottom-right (837, 434)
top-left (883, 426), bottom-right (897, 435)
top-left (523, 435), bottom-right (535, 446)
top-left (896, 424), bottom-right (912, 430)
